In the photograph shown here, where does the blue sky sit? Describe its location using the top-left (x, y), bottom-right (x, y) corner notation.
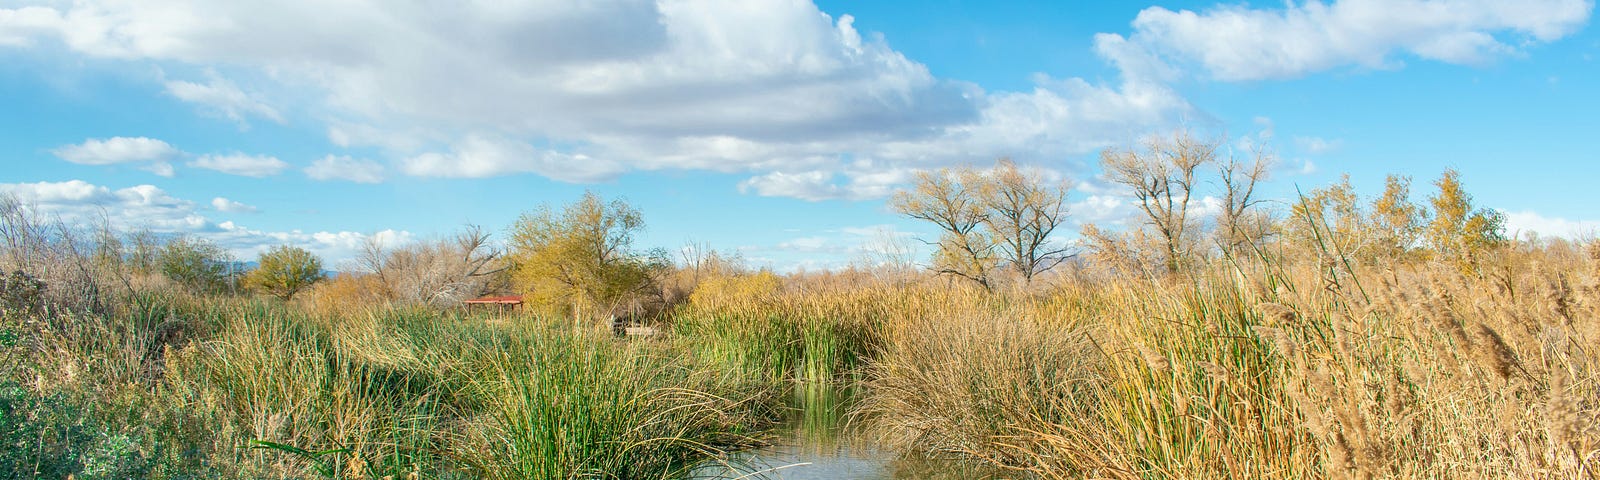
top-left (2, 0), bottom-right (1597, 271)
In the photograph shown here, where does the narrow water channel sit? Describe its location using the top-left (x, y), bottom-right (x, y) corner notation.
top-left (689, 383), bottom-right (1014, 480)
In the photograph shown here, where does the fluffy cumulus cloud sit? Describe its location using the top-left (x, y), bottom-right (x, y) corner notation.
top-left (0, 6), bottom-right (64, 47)
top-left (189, 153), bottom-right (288, 177)
top-left (52, 137), bottom-right (181, 176)
top-left (1100, 0), bottom-right (1594, 81)
top-left (304, 155), bottom-right (385, 183)
top-left (0, 180), bottom-right (409, 264)
top-left (210, 222), bottom-right (415, 268)
top-left (2, 179), bottom-right (207, 231)
top-left (9, 1), bottom-right (1579, 201)
top-left (1, 0), bottom-right (1193, 199)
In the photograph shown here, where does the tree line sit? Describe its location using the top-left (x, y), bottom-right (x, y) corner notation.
top-left (894, 130), bottom-right (1508, 289)
top-left (2, 132), bottom-right (1512, 327)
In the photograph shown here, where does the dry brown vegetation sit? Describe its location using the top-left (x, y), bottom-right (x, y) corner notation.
top-left (1, 149), bottom-right (1596, 478)
top-left (674, 235), bottom-right (1600, 478)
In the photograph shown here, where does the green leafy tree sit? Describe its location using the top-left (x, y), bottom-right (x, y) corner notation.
top-left (158, 236), bottom-right (232, 294)
top-left (248, 245), bottom-right (325, 300)
top-left (1426, 169), bottom-right (1506, 272)
top-left (509, 192), bottom-right (667, 328)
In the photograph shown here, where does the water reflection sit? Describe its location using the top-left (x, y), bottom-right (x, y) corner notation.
top-left (690, 382), bottom-right (1013, 480)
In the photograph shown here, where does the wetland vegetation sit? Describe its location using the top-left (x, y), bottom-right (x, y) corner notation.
top-left (2, 137), bottom-right (1596, 479)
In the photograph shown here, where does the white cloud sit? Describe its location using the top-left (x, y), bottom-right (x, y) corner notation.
top-left (212, 222), bottom-right (416, 267)
top-left (1294, 135), bottom-right (1343, 154)
top-left (2, 180), bottom-right (204, 231)
top-left (747, 223), bottom-right (926, 272)
top-left (1103, 0), bottom-right (1593, 81)
top-left (739, 170), bottom-right (849, 201)
top-left (0, 6), bottom-right (64, 47)
top-left (164, 70), bottom-right (284, 126)
top-left (400, 135), bottom-right (623, 183)
top-left (1, 179), bottom-right (114, 204)
top-left (189, 153), bottom-right (288, 177)
top-left (1501, 210), bottom-right (1599, 239)
top-left (143, 162), bottom-right (177, 177)
top-left (1295, 158), bottom-right (1318, 175)
top-left (1, 0), bottom-right (1193, 199)
top-left (775, 236), bottom-right (837, 253)
top-left (52, 137), bottom-right (180, 169)
top-left (1, 180), bottom-right (410, 265)
top-left (1070, 193), bottom-right (1139, 229)
top-left (210, 197), bottom-right (257, 214)
top-left (305, 155), bottom-right (385, 183)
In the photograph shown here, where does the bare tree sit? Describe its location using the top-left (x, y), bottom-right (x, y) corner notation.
top-left (678, 240), bottom-right (718, 285)
top-left (890, 166), bottom-right (996, 290)
top-left (1, 196), bottom-right (112, 312)
top-left (359, 225), bottom-right (506, 307)
top-left (853, 226), bottom-right (920, 279)
top-left (1101, 131), bottom-right (1215, 273)
top-left (892, 160), bottom-right (1076, 289)
top-left (1216, 146), bottom-right (1274, 254)
top-left (980, 159), bottom-right (1074, 284)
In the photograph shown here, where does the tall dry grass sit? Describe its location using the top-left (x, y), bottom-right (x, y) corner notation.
top-left (850, 242), bottom-right (1600, 479)
top-left (4, 189), bottom-right (1598, 479)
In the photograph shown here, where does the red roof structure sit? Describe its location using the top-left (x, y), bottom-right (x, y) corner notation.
top-left (464, 295), bottom-right (523, 305)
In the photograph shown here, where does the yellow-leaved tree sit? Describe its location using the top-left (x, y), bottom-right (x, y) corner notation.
top-left (1426, 169), bottom-right (1506, 273)
top-left (1289, 174), bottom-right (1369, 259)
top-left (890, 165), bottom-right (998, 290)
top-left (509, 192), bottom-right (668, 329)
top-left (980, 159), bottom-right (1074, 285)
top-left (248, 245), bottom-right (325, 301)
top-left (890, 160), bottom-right (1073, 289)
top-left (1369, 174), bottom-right (1427, 261)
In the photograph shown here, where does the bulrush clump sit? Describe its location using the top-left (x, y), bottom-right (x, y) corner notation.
top-left (1420, 285), bottom-right (1474, 351)
top-left (1544, 274), bottom-right (1575, 326)
top-left (1251, 325), bottom-right (1299, 358)
top-left (1257, 302), bottom-right (1298, 326)
top-left (1544, 371), bottom-right (1581, 466)
top-left (1134, 341), bottom-right (1172, 376)
top-left (1469, 321), bottom-right (1523, 382)
top-left (1196, 361), bottom-right (1229, 383)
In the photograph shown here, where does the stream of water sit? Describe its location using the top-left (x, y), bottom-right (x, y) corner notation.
top-left (689, 383), bottom-right (1014, 480)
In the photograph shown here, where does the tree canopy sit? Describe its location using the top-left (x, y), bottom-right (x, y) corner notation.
top-left (1427, 169), bottom-right (1506, 273)
top-left (891, 160), bottom-right (1073, 288)
top-left (509, 192), bottom-right (666, 327)
top-left (248, 245), bottom-right (325, 301)
top-left (159, 236), bottom-right (233, 294)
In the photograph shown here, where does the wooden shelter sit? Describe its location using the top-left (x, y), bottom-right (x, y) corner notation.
top-left (463, 295), bottom-right (523, 316)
